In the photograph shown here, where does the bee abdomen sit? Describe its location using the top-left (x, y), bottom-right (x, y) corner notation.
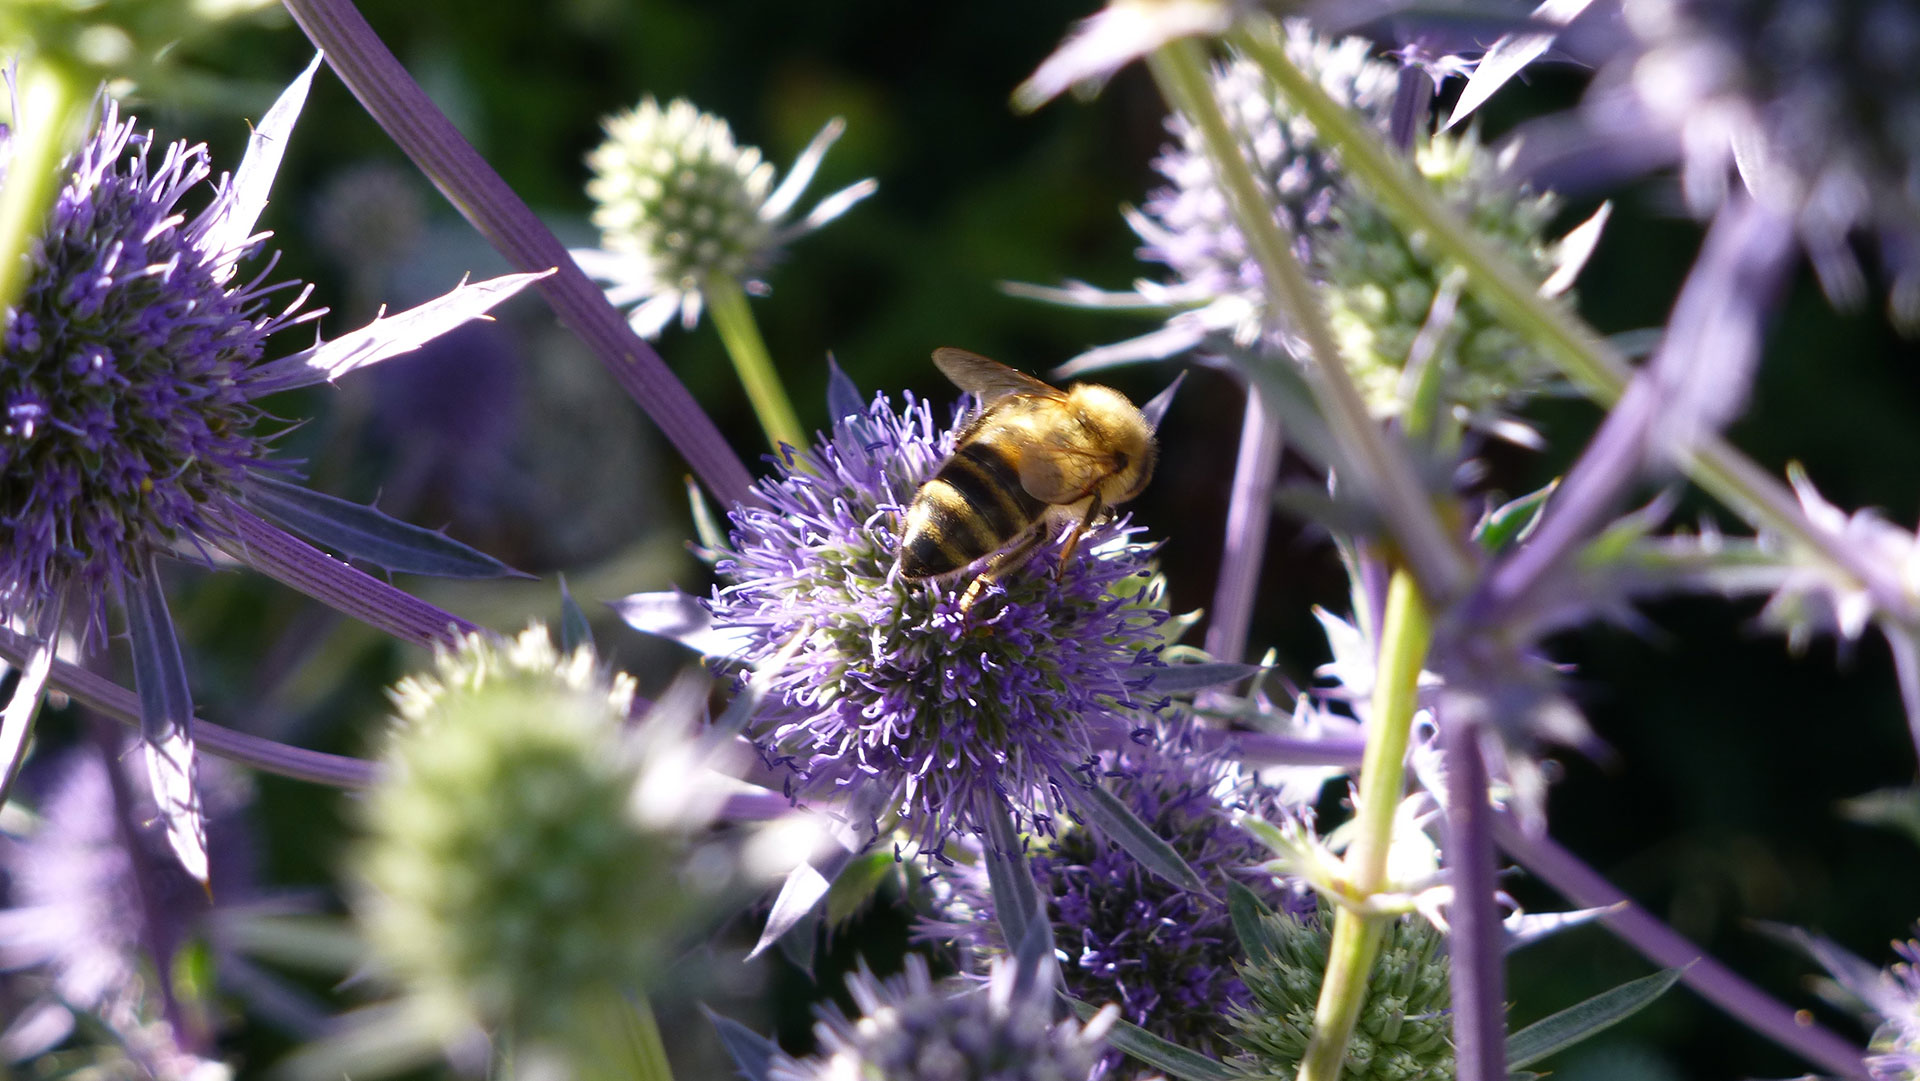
top-left (898, 440), bottom-right (1042, 579)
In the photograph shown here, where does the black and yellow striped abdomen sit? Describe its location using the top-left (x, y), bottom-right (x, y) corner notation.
top-left (898, 436), bottom-right (1046, 578)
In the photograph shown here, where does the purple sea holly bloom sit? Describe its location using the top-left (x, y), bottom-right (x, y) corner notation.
top-left (924, 736), bottom-right (1313, 1079)
top-left (0, 56), bottom-right (545, 880)
top-left (617, 387), bottom-right (1171, 857)
top-left (1808, 929), bottom-right (1920, 1080)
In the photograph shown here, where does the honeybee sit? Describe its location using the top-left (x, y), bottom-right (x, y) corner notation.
top-left (897, 347), bottom-right (1156, 610)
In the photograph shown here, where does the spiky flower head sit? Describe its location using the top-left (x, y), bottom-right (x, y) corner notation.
top-left (1228, 911), bottom-right (1454, 1081)
top-left (1036, 23), bottom-right (1398, 375)
top-left (1613, 0), bottom-right (1920, 325)
top-left (702, 389), bottom-right (1168, 854)
top-left (926, 743), bottom-right (1312, 1078)
top-left (350, 626), bottom-right (725, 1052)
top-left (1317, 129), bottom-right (1566, 422)
top-left (0, 101), bottom-right (304, 640)
top-left (770, 954), bottom-right (1112, 1081)
top-left (577, 97), bottom-right (876, 338)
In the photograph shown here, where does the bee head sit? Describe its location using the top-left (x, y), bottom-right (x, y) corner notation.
top-left (1069, 384), bottom-right (1157, 506)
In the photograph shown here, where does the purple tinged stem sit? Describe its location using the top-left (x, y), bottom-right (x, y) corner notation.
top-left (216, 507), bottom-right (476, 647)
top-left (1438, 710), bottom-right (1505, 1081)
top-left (0, 623), bottom-right (376, 787)
top-left (278, 0), bottom-right (755, 507)
top-left (1206, 385), bottom-right (1285, 664)
top-left (1473, 195), bottom-right (1794, 626)
top-left (1492, 812), bottom-right (1871, 1079)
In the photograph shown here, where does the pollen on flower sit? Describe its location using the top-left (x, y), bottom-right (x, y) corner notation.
top-left (0, 104), bottom-right (301, 639)
top-left (706, 391), bottom-right (1170, 854)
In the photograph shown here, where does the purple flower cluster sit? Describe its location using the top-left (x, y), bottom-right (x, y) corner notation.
top-left (928, 743), bottom-right (1309, 1077)
top-left (0, 103), bottom-right (303, 640)
top-left (707, 390), bottom-right (1169, 853)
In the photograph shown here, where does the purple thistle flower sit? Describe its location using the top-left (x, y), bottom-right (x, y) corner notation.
top-left (667, 390), bottom-right (1169, 855)
top-left (925, 740), bottom-right (1311, 1079)
top-left (1869, 937), bottom-right (1920, 1080)
top-left (1, 75), bottom-right (535, 646)
top-left (0, 100), bottom-right (301, 643)
top-left (771, 954), bottom-right (1113, 1081)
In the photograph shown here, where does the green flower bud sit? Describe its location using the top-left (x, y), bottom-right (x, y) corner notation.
top-left (1229, 912), bottom-right (1455, 1081)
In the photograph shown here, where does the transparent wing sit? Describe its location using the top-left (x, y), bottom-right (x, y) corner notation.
top-left (932, 347), bottom-right (1066, 404)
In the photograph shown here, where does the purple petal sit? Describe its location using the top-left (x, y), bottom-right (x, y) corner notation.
top-left (124, 561), bottom-right (208, 885)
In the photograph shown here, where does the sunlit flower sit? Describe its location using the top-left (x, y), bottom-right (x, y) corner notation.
top-left (574, 96), bottom-right (876, 337)
top-left (618, 386), bottom-right (1170, 854)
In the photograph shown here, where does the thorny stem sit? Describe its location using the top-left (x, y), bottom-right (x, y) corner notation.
top-left (1231, 18), bottom-right (1920, 628)
top-left (280, 0), bottom-right (756, 507)
top-left (1300, 567), bottom-right (1432, 1081)
top-left (703, 273), bottom-right (808, 454)
top-left (0, 58), bottom-right (85, 317)
top-left (1204, 383), bottom-right (1284, 664)
top-left (1439, 714), bottom-right (1506, 1081)
top-left (1146, 37), bottom-right (1472, 604)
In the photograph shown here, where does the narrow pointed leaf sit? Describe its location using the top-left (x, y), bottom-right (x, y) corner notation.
top-left (1444, 0), bottom-right (1594, 130)
top-left (1141, 369), bottom-right (1187, 432)
top-left (558, 577), bottom-right (594, 653)
top-left (776, 906), bottom-right (820, 976)
top-left (1226, 880), bottom-right (1278, 964)
top-left (686, 476), bottom-right (729, 556)
top-left (824, 849), bottom-right (898, 927)
top-left (1065, 780), bottom-right (1210, 898)
top-left (1504, 905), bottom-right (1618, 952)
top-left (1505, 968), bottom-right (1684, 1069)
top-left (0, 633), bottom-right (56, 805)
top-left (826, 353), bottom-right (865, 422)
top-left (750, 847), bottom-right (852, 960)
top-left (703, 1007), bottom-right (779, 1081)
top-left (126, 565), bottom-right (209, 884)
top-left (577, 989), bottom-right (674, 1081)
top-left (1477, 480), bottom-right (1560, 553)
top-left (252, 270), bottom-right (552, 390)
top-left (612, 591), bottom-right (755, 659)
top-left (980, 789), bottom-right (1049, 958)
top-left (1142, 661), bottom-right (1261, 693)
top-left (245, 477), bottom-right (518, 578)
top-left (202, 52), bottom-right (323, 258)
top-left (1065, 997), bottom-right (1236, 1081)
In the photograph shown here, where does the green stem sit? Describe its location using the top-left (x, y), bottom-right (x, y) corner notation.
top-left (0, 59), bottom-right (87, 318)
top-left (704, 273), bottom-right (808, 454)
top-left (1300, 566), bottom-right (1433, 1081)
top-left (1231, 20), bottom-right (1918, 625)
top-left (1146, 38), bottom-right (1470, 601)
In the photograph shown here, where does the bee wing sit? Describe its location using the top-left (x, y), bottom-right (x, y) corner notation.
top-left (932, 347), bottom-right (1067, 405)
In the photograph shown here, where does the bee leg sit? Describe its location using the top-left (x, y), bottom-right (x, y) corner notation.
top-left (1052, 494), bottom-right (1106, 582)
top-left (959, 525), bottom-right (1050, 615)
